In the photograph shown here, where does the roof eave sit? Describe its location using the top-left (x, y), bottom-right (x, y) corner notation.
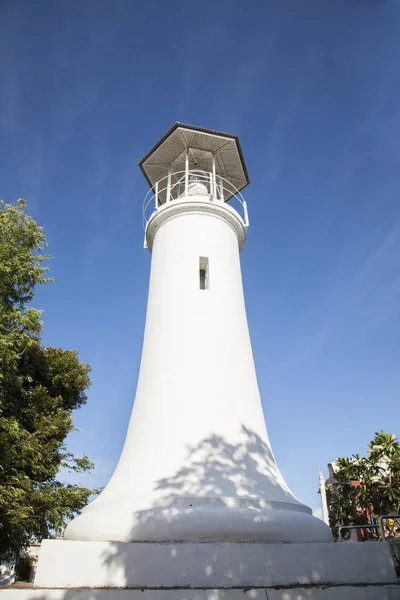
top-left (138, 122), bottom-right (250, 191)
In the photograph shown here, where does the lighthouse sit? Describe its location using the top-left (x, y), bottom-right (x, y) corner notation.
top-left (32, 125), bottom-right (398, 593)
top-left (64, 123), bottom-right (329, 544)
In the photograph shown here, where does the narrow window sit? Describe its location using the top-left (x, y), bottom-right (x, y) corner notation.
top-left (199, 257), bottom-right (209, 290)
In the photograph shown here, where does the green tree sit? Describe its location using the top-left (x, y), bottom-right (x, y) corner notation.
top-left (0, 199), bottom-right (96, 557)
top-left (326, 431), bottom-right (400, 535)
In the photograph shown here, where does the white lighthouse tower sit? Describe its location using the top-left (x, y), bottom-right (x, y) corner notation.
top-left (32, 124), bottom-right (398, 594)
top-left (64, 123), bottom-right (329, 544)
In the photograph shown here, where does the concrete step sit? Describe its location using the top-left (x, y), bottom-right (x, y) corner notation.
top-left (34, 540), bottom-right (397, 589)
top-left (0, 584), bottom-right (399, 599)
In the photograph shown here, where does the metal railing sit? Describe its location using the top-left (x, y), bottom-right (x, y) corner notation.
top-left (379, 514), bottom-right (400, 540)
top-left (338, 524), bottom-right (380, 541)
top-left (142, 169), bottom-right (249, 235)
top-left (337, 514), bottom-right (400, 542)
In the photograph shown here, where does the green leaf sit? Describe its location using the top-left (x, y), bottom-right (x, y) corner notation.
top-left (0, 200), bottom-right (95, 557)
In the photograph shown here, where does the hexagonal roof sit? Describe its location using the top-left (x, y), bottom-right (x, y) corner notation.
top-left (139, 123), bottom-right (250, 198)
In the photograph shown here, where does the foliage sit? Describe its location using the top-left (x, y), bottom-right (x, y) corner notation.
top-left (0, 199), bottom-right (96, 557)
top-left (326, 431), bottom-right (400, 533)
top-left (15, 553), bottom-right (35, 582)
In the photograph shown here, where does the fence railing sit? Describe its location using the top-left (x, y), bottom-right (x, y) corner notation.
top-left (142, 169), bottom-right (249, 235)
top-left (338, 524), bottom-right (380, 541)
top-left (337, 514), bottom-right (400, 542)
top-left (379, 514), bottom-right (400, 540)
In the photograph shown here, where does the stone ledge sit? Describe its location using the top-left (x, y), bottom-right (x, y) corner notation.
top-left (0, 585), bottom-right (399, 599)
top-left (33, 540), bottom-right (397, 589)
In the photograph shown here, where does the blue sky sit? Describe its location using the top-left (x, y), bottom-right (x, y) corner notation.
top-left (1, 0), bottom-right (400, 514)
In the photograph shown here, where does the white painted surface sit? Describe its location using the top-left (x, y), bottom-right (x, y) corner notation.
top-left (34, 540), bottom-right (396, 589)
top-left (1, 587), bottom-right (400, 600)
top-left (64, 196), bottom-right (330, 544)
top-left (324, 586), bottom-right (399, 599)
top-left (319, 470), bottom-right (329, 526)
top-left (0, 560), bottom-right (15, 586)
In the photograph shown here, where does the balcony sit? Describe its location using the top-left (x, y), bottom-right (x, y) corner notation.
top-left (143, 169), bottom-right (249, 247)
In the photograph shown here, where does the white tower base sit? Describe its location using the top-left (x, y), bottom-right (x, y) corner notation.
top-left (3, 585), bottom-right (400, 600)
top-left (4, 586), bottom-right (400, 600)
top-left (32, 540), bottom-right (397, 590)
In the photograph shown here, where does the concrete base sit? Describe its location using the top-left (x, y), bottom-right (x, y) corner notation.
top-left (33, 540), bottom-right (397, 589)
top-left (64, 500), bottom-right (332, 544)
top-left (1, 585), bottom-right (400, 599)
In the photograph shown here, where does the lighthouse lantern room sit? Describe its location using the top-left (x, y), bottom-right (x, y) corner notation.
top-left (141, 123), bottom-right (250, 247)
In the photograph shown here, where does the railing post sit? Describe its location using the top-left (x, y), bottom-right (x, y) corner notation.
top-left (243, 200), bottom-right (249, 228)
top-left (379, 517), bottom-right (385, 541)
top-left (185, 150), bottom-right (189, 197)
top-left (219, 176), bottom-right (224, 201)
top-left (167, 168), bottom-right (172, 203)
top-left (155, 181), bottom-right (159, 209)
top-left (212, 154), bottom-right (217, 199)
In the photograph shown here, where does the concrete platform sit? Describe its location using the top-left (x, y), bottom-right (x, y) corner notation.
top-left (0, 585), bottom-right (400, 599)
top-left (33, 540), bottom-right (397, 589)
